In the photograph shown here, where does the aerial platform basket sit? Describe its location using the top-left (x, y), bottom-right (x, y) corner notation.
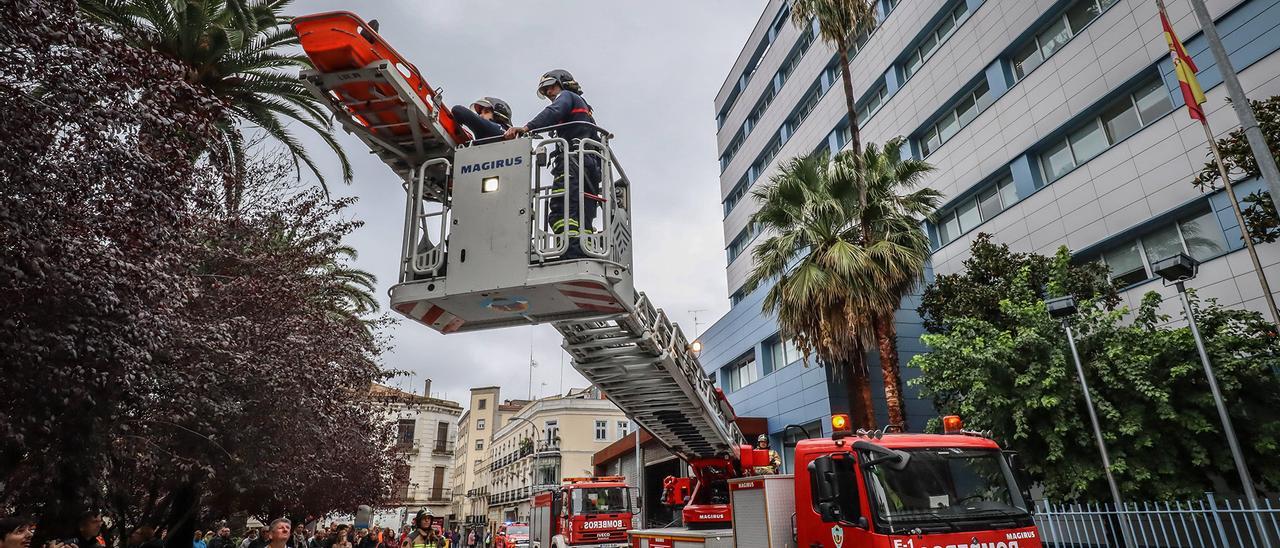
top-left (292, 11), bottom-right (471, 199)
top-left (390, 134), bottom-right (636, 334)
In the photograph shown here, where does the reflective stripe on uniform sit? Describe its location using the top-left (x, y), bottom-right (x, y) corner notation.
top-left (551, 218), bottom-right (579, 231)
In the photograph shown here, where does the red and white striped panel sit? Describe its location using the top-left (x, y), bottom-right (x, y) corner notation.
top-left (394, 301), bottom-right (465, 333)
top-left (555, 281), bottom-right (625, 314)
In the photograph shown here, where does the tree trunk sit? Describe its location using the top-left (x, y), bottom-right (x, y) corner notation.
top-left (164, 480), bottom-right (201, 548)
top-left (876, 313), bottom-right (907, 431)
top-left (838, 345), bottom-right (877, 430)
top-left (837, 41), bottom-right (863, 165)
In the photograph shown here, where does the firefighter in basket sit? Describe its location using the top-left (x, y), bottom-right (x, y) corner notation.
top-left (504, 69), bottom-right (602, 259)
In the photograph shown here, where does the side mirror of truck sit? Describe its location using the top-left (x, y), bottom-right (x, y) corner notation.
top-left (1004, 451), bottom-right (1036, 514)
top-left (807, 456), bottom-right (843, 523)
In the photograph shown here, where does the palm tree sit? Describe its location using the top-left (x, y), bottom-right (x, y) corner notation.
top-left (744, 139), bottom-right (938, 430)
top-left (80, 0), bottom-right (352, 210)
top-left (790, 0), bottom-right (877, 166)
top-left (851, 139), bottom-right (940, 430)
top-left (314, 244), bottom-right (380, 322)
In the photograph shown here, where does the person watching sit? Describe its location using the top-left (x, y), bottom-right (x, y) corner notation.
top-left (264, 520), bottom-right (291, 548)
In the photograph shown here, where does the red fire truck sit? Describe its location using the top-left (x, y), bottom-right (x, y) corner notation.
top-left (633, 415), bottom-right (1041, 548)
top-left (291, 13), bottom-right (1042, 548)
top-left (496, 523), bottom-right (530, 548)
top-left (530, 477), bottom-right (632, 548)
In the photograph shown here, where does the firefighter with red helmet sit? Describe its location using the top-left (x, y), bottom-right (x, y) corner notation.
top-left (504, 69), bottom-right (602, 259)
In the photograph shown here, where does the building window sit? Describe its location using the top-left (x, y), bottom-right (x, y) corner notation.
top-left (933, 175), bottom-right (1017, 248)
top-left (856, 84), bottom-right (889, 125)
top-left (782, 419), bottom-right (824, 473)
top-left (1040, 77), bottom-right (1172, 182)
top-left (730, 287), bottom-right (747, 306)
top-left (594, 420), bottom-right (608, 441)
top-left (477, 398), bottom-right (487, 410)
top-left (727, 222), bottom-right (763, 263)
top-left (903, 2), bottom-right (970, 80)
top-left (767, 337), bottom-right (803, 371)
top-left (921, 80), bottom-right (991, 157)
top-left (397, 419), bottom-right (415, 446)
top-left (1094, 210), bottom-right (1227, 288)
top-left (475, 439), bottom-right (484, 450)
top-left (784, 84), bottom-right (825, 139)
top-left (476, 418), bottom-right (486, 430)
top-left (720, 129), bottom-right (747, 172)
top-left (435, 421), bottom-right (449, 452)
top-left (544, 420), bottom-right (559, 442)
top-left (723, 175), bottom-right (751, 217)
top-left (616, 420), bottom-right (630, 440)
top-left (722, 355), bottom-right (759, 392)
top-left (1012, 0), bottom-right (1120, 81)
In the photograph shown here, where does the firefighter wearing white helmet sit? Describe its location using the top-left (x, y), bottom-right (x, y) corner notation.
top-left (450, 96), bottom-right (513, 141)
top-left (752, 434), bottom-right (782, 475)
top-left (504, 69), bottom-right (601, 259)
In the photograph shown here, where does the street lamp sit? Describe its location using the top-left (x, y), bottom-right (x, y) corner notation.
top-left (1153, 253), bottom-right (1269, 542)
top-left (1045, 295), bottom-right (1134, 548)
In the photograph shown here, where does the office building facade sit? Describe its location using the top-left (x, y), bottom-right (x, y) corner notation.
top-left (702, 0), bottom-right (1280, 466)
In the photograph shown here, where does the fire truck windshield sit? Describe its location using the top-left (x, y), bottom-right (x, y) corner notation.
top-left (861, 448), bottom-right (1031, 532)
top-left (571, 487), bottom-right (630, 515)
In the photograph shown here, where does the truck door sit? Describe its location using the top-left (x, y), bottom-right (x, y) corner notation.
top-left (798, 453), bottom-right (874, 548)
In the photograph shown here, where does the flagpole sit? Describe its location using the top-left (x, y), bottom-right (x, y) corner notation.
top-left (1182, 0), bottom-right (1280, 216)
top-left (1200, 118), bottom-right (1280, 324)
top-left (1157, 0), bottom-right (1280, 324)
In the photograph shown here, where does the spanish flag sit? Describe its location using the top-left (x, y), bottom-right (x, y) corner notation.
top-left (1160, 9), bottom-right (1208, 121)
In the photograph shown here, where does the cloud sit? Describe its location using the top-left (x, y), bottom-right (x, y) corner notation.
top-left (288, 0), bottom-right (764, 404)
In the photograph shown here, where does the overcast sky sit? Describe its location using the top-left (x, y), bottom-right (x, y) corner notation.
top-left (288, 0), bottom-right (766, 404)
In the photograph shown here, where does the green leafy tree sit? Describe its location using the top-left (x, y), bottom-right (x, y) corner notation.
top-left (790, 0), bottom-right (876, 165)
top-left (912, 239), bottom-right (1280, 500)
top-left (79, 0), bottom-right (353, 210)
top-left (919, 233), bottom-right (1119, 332)
top-left (745, 140), bottom-right (938, 429)
top-left (1193, 95), bottom-right (1280, 243)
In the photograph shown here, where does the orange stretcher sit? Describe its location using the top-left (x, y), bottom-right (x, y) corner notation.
top-left (293, 11), bottom-right (471, 187)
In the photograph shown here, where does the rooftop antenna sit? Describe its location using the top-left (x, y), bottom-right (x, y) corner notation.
top-left (689, 309), bottom-right (708, 338)
top-left (527, 332), bottom-right (537, 400)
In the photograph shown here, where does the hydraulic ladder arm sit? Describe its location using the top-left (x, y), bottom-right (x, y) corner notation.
top-left (291, 11), bottom-right (768, 530)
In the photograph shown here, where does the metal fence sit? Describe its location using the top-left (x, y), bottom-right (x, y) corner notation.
top-left (1035, 493), bottom-right (1280, 547)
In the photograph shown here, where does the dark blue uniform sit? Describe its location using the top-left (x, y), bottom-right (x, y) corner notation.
top-left (524, 90), bottom-right (602, 237)
top-left (450, 105), bottom-right (509, 140)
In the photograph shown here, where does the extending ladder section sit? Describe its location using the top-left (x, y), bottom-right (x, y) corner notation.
top-left (555, 293), bottom-right (744, 462)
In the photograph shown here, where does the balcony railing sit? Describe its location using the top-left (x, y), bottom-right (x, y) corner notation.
top-left (487, 486), bottom-right (532, 506)
top-left (534, 439), bottom-right (560, 454)
top-left (391, 487), bottom-right (453, 504)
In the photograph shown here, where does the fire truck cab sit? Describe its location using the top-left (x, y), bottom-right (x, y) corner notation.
top-left (531, 477), bottom-right (633, 548)
top-left (631, 416), bottom-right (1042, 548)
